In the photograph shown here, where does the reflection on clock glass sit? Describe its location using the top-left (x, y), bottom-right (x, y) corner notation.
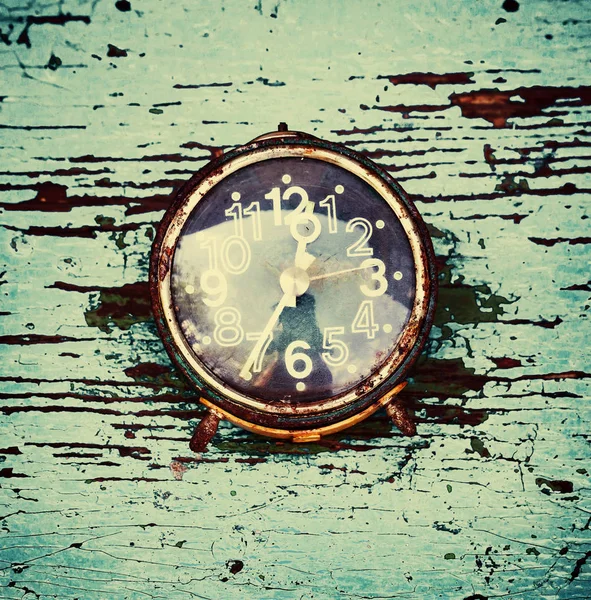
top-left (170, 157), bottom-right (416, 404)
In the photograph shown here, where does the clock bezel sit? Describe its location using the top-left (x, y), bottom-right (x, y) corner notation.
top-left (150, 132), bottom-right (437, 431)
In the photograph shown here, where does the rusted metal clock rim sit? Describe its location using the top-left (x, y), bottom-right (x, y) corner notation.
top-left (198, 380), bottom-right (409, 443)
top-left (150, 133), bottom-right (437, 426)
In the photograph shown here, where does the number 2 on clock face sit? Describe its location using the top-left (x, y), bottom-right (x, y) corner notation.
top-left (346, 218), bottom-right (373, 257)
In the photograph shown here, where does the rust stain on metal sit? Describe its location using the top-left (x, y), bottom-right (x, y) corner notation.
top-left (385, 399), bottom-right (416, 436)
top-left (158, 245), bottom-right (173, 282)
top-left (189, 408), bottom-right (222, 453)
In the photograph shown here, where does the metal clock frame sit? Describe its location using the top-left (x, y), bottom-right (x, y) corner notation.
top-left (150, 129), bottom-right (437, 449)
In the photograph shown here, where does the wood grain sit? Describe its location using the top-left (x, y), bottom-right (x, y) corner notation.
top-left (0, 0), bottom-right (590, 598)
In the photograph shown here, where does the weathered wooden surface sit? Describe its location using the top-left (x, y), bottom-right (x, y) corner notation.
top-left (0, 1), bottom-right (590, 598)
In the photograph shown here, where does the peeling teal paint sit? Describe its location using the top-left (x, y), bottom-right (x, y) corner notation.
top-left (0, 0), bottom-right (589, 598)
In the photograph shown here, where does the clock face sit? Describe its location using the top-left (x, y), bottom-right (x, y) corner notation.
top-left (166, 151), bottom-right (421, 409)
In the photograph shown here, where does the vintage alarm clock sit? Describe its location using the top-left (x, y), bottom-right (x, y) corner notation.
top-left (150, 124), bottom-right (436, 451)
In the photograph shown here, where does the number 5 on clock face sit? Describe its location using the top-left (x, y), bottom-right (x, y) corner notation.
top-left (322, 327), bottom-right (349, 367)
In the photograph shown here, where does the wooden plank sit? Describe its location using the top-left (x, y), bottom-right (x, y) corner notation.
top-left (1, 0), bottom-right (590, 598)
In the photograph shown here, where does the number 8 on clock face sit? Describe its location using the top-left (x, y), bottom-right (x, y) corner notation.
top-left (152, 130), bottom-right (436, 437)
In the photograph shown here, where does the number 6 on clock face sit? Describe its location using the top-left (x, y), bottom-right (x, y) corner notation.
top-left (285, 340), bottom-right (313, 379)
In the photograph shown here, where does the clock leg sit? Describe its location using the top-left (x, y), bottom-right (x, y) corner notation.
top-left (189, 408), bottom-right (222, 452)
top-left (385, 398), bottom-right (416, 437)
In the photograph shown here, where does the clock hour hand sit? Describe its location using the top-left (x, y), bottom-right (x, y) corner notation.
top-left (290, 200), bottom-right (320, 271)
top-left (295, 245), bottom-right (316, 271)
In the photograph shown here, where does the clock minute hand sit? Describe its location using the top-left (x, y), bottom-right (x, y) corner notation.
top-left (239, 291), bottom-right (294, 381)
top-left (239, 262), bottom-right (314, 381)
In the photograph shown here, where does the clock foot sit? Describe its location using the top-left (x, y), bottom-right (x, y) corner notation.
top-left (385, 399), bottom-right (416, 437)
top-left (189, 408), bottom-right (222, 452)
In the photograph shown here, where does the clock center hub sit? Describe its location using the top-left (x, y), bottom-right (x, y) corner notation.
top-left (279, 266), bottom-right (310, 298)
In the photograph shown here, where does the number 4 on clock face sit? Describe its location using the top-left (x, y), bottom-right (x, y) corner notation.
top-left (352, 300), bottom-right (379, 339)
